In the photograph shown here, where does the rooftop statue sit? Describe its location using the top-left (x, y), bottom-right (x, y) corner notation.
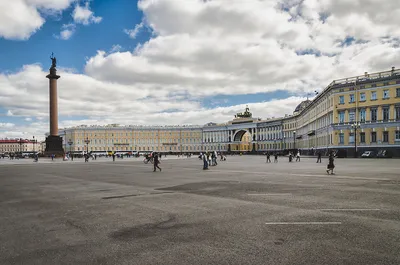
top-left (235, 105), bottom-right (252, 118)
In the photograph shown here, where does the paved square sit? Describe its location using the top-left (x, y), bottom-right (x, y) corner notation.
top-left (0, 156), bottom-right (399, 265)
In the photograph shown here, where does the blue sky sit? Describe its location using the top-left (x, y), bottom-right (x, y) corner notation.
top-left (0, 0), bottom-right (144, 73)
top-left (0, 0), bottom-right (399, 139)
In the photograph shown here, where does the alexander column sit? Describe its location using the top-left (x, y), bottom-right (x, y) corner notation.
top-left (44, 53), bottom-right (64, 155)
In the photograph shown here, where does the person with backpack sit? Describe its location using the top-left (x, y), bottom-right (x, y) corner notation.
top-left (153, 152), bottom-right (161, 172)
top-left (327, 151), bottom-right (335, 175)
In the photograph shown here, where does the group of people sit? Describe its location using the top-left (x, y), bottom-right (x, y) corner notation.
top-left (201, 151), bottom-right (223, 170)
top-left (265, 152), bottom-right (279, 163)
top-left (266, 150), bottom-right (335, 174)
top-left (287, 151), bottom-right (301, 162)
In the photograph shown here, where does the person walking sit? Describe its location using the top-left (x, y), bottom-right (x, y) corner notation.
top-left (51, 154), bottom-right (55, 161)
top-left (289, 152), bottom-right (293, 162)
top-left (316, 151), bottom-right (322, 163)
top-left (153, 152), bottom-right (161, 172)
top-left (84, 153), bottom-right (89, 162)
top-left (274, 153), bottom-right (278, 163)
top-left (213, 151), bottom-right (218, 166)
top-left (203, 152), bottom-right (209, 170)
top-left (266, 152), bottom-right (271, 163)
top-left (112, 152), bottom-right (116, 162)
top-left (327, 151), bottom-right (335, 175)
top-left (296, 151), bottom-right (301, 162)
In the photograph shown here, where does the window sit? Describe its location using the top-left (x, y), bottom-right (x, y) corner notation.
top-left (383, 90), bottom-right (390, 99)
top-left (360, 132), bottom-right (365, 143)
top-left (370, 108), bottom-right (377, 121)
top-left (359, 109), bottom-right (366, 122)
top-left (396, 106), bottom-right (400, 120)
top-left (349, 94), bottom-right (355, 103)
top-left (397, 88), bottom-right (400, 97)
top-left (371, 132), bottom-right (377, 143)
top-left (339, 96), bottom-right (344, 104)
top-left (383, 131), bottom-right (389, 143)
top-left (339, 133), bottom-right (344, 144)
top-left (382, 107), bottom-right (389, 121)
top-left (339, 111), bottom-right (345, 123)
top-left (371, 91), bottom-right (377, 100)
top-left (395, 131), bottom-right (400, 141)
top-left (360, 93), bottom-right (366, 101)
top-left (348, 110), bottom-right (355, 122)
top-left (349, 133), bottom-right (354, 143)
top-left (371, 84), bottom-right (377, 87)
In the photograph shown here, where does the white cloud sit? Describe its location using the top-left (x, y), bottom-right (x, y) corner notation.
top-left (0, 123), bottom-right (15, 129)
top-left (0, 0), bottom-right (75, 40)
top-left (57, 23), bottom-right (76, 40)
top-left (110, 44), bottom-right (123, 53)
top-left (72, 1), bottom-right (102, 25)
top-left (124, 22), bottom-right (144, 39)
top-left (0, 64), bottom-right (304, 138)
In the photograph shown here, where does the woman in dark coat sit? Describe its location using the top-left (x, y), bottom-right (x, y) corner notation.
top-left (327, 151), bottom-right (335, 175)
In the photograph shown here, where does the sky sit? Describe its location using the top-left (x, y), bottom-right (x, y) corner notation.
top-left (1, 0), bottom-right (400, 140)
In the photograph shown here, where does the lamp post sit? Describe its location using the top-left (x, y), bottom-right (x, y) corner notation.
top-left (68, 139), bottom-right (73, 161)
top-left (19, 138), bottom-right (23, 154)
top-left (33, 136), bottom-right (35, 153)
top-left (293, 131), bottom-right (296, 151)
top-left (283, 135), bottom-right (286, 151)
top-left (84, 137), bottom-right (90, 154)
top-left (351, 122), bottom-right (361, 158)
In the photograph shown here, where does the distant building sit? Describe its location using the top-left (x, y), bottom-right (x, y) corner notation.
top-left (0, 139), bottom-right (38, 153)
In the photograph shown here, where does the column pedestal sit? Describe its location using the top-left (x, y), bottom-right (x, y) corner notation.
top-left (44, 136), bottom-right (64, 156)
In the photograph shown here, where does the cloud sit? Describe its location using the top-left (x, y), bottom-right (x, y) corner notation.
top-left (72, 1), bottom-right (102, 25)
top-left (0, 0), bottom-right (75, 40)
top-left (110, 44), bottom-right (123, 53)
top-left (57, 23), bottom-right (76, 40)
top-left (53, 1), bottom-right (101, 40)
top-left (0, 64), bottom-right (304, 139)
top-left (82, 0), bottom-right (400, 99)
top-left (124, 22), bottom-right (144, 39)
top-left (0, 123), bottom-right (15, 129)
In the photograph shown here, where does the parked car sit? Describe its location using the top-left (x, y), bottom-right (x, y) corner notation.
top-left (361, 151), bottom-right (375, 158)
top-left (376, 149), bottom-right (392, 158)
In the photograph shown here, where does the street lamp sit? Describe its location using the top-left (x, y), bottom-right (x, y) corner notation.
top-left (283, 135), bottom-right (286, 151)
top-left (68, 139), bottom-right (73, 160)
top-left (19, 138), bottom-right (23, 154)
top-left (293, 131), bottom-right (296, 150)
top-left (351, 122), bottom-right (361, 158)
top-left (84, 137), bottom-right (90, 154)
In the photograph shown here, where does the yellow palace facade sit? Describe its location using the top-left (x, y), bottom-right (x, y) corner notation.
top-left (58, 67), bottom-right (400, 157)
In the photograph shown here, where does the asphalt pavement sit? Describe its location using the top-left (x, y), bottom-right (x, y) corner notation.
top-left (0, 156), bottom-right (399, 265)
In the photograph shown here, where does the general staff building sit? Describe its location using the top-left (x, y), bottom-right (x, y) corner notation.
top-left (59, 67), bottom-right (400, 157)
